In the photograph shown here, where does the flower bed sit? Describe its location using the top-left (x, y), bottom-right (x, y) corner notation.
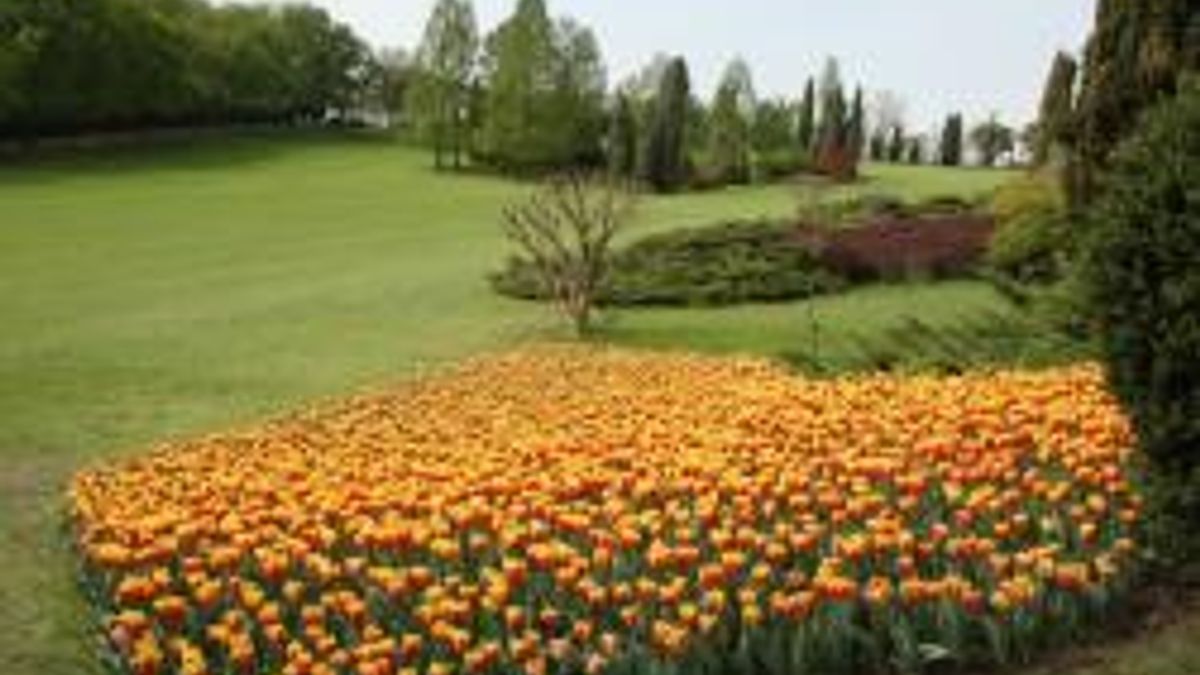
top-left (70, 347), bottom-right (1141, 675)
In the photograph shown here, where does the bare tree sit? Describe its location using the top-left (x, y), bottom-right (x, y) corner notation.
top-left (500, 174), bottom-right (636, 335)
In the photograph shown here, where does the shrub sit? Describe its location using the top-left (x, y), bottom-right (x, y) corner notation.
top-left (751, 149), bottom-right (810, 181)
top-left (986, 172), bottom-right (1073, 285)
top-left (498, 174), bottom-right (635, 334)
top-left (492, 220), bottom-right (844, 307)
top-left (1083, 80), bottom-right (1200, 480)
top-left (684, 161), bottom-right (728, 192)
top-left (799, 193), bottom-right (980, 230)
top-left (913, 193), bottom-right (981, 215)
top-left (801, 213), bottom-right (995, 281)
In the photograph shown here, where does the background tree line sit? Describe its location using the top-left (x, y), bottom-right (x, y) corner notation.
top-left (0, 0), bottom-right (374, 139)
top-left (2, 0), bottom-right (1030, 182)
top-left (409, 0), bottom-right (886, 191)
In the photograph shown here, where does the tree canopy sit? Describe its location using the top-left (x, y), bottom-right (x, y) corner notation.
top-left (476, 0), bottom-right (606, 170)
top-left (409, 0), bottom-right (478, 169)
top-left (971, 116), bottom-right (1015, 167)
top-left (0, 0), bottom-right (373, 138)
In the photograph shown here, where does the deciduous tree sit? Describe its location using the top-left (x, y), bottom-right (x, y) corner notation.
top-left (500, 173), bottom-right (635, 334)
top-left (1, 0), bottom-right (373, 139)
top-left (409, 0), bottom-right (478, 169)
top-left (971, 116), bottom-right (1015, 167)
top-left (479, 0), bottom-right (556, 168)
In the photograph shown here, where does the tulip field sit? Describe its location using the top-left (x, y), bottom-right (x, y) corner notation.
top-left (69, 346), bottom-right (1143, 675)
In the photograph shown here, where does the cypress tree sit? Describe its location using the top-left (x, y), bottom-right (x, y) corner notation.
top-left (608, 91), bottom-right (637, 178)
top-left (797, 77), bottom-right (815, 154)
top-left (869, 132), bottom-right (887, 162)
top-left (906, 137), bottom-right (922, 164)
top-left (1032, 51), bottom-right (1078, 166)
top-left (814, 57), bottom-right (854, 178)
top-left (815, 58), bottom-right (846, 155)
top-left (847, 86), bottom-right (865, 163)
top-left (1073, 0), bottom-right (1200, 203)
top-left (642, 56), bottom-right (690, 192)
top-left (939, 113), bottom-right (963, 166)
top-left (887, 124), bottom-right (905, 163)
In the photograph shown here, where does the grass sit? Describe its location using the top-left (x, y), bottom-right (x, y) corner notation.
top-left (0, 131), bottom-right (1187, 674)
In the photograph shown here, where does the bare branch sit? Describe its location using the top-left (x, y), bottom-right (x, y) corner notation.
top-left (497, 173), bottom-right (636, 335)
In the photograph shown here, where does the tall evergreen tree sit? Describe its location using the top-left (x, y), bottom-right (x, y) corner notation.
top-left (847, 86), bottom-right (865, 163)
top-left (815, 58), bottom-right (846, 155)
top-left (796, 77), bottom-right (816, 155)
top-left (1073, 0), bottom-right (1200, 203)
top-left (642, 56), bottom-right (690, 192)
top-left (708, 57), bottom-right (755, 184)
top-left (939, 113), bottom-right (963, 166)
top-left (814, 57), bottom-right (854, 178)
top-left (409, 0), bottom-right (478, 169)
top-left (608, 91), bottom-right (637, 178)
top-left (906, 137), bottom-right (923, 164)
top-left (869, 132), bottom-right (887, 162)
top-left (887, 124), bottom-right (905, 163)
top-left (1032, 51), bottom-right (1078, 166)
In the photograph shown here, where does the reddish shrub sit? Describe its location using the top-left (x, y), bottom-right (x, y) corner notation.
top-left (799, 215), bottom-right (995, 281)
top-left (813, 145), bottom-right (859, 182)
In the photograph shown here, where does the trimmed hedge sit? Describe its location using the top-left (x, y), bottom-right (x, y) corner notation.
top-left (493, 203), bottom-right (995, 307)
top-left (491, 220), bottom-right (844, 307)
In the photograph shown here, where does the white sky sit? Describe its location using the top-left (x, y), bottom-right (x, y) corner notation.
top-left (276, 0), bottom-right (1097, 131)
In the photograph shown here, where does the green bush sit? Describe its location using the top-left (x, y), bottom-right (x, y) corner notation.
top-left (986, 172), bottom-right (1073, 285)
top-left (491, 220), bottom-right (844, 306)
top-left (1083, 79), bottom-right (1200, 480)
top-left (801, 192), bottom-right (981, 229)
top-left (751, 149), bottom-right (810, 181)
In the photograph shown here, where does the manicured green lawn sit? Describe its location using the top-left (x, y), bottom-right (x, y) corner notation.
top-left (0, 133), bottom-right (1185, 674)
